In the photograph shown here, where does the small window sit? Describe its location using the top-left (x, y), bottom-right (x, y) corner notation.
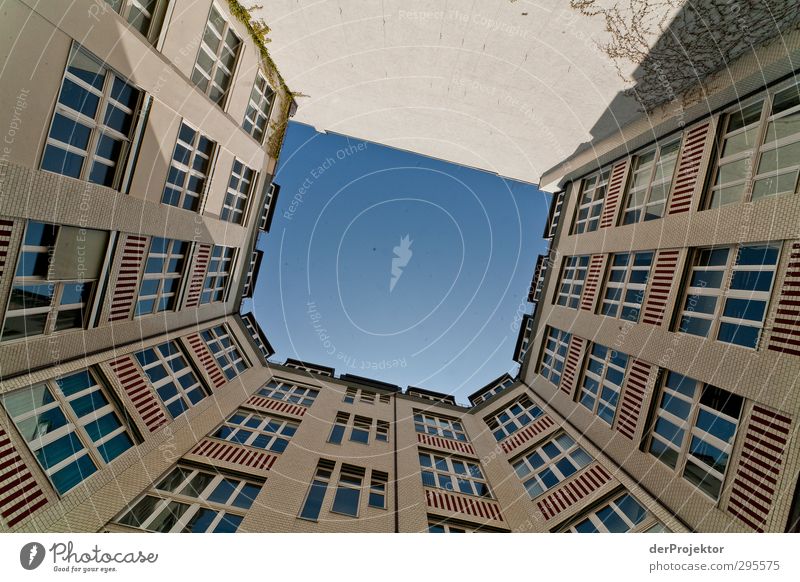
top-left (599, 251), bottom-right (653, 322)
top-left (107, 0), bottom-right (170, 44)
top-left (555, 256), bottom-right (590, 309)
top-left (331, 466), bottom-right (364, 517)
top-left (577, 344), bottom-right (629, 425)
top-left (242, 71), bottom-right (274, 143)
top-left (368, 471), bottom-right (388, 509)
top-left (376, 420), bottom-right (390, 443)
top-left (359, 391), bottom-right (375, 404)
top-left (201, 245), bottom-right (236, 304)
top-left (1, 369), bottom-right (135, 495)
top-left (513, 433), bottom-right (592, 499)
top-left (413, 412), bottom-right (468, 442)
top-left (134, 340), bottom-right (208, 418)
top-left (573, 169), bottom-right (610, 234)
top-left (485, 395), bottom-right (543, 441)
top-left (257, 378), bottom-right (319, 407)
top-left (343, 387), bottom-right (357, 404)
top-left (379, 394), bottom-right (391, 404)
top-left (418, 452), bottom-right (491, 498)
top-left (135, 237), bottom-right (189, 317)
top-left (162, 121), bottom-right (216, 211)
top-left (621, 139), bottom-right (680, 224)
top-left (566, 492), bottom-right (662, 533)
top-left (214, 409), bottom-right (297, 453)
top-left (539, 327), bottom-right (572, 386)
top-left (200, 324), bottom-right (248, 380)
top-left (220, 159), bottom-right (256, 224)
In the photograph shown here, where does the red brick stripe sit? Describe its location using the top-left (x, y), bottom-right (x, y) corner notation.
top-left (108, 235), bottom-right (148, 322)
top-left (184, 244), bottom-right (212, 308)
top-left (615, 359), bottom-right (653, 440)
top-left (768, 243), bottom-right (800, 356)
top-left (424, 489), bottom-right (504, 522)
top-left (245, 395), bottom-right (308, 417)
top-left (190, 438), bottom-right (277, 471)
top-left (416, 433), bottom-right (476, 455)
top-left (0, 427), bottom-right (49, 528)
top-left (727, 405), bottom-right (792, 532)
top-left (185, 332), bottom-right (226, 389)
top-left (500, 415), bottom-right (555, 454)
top-left (536, 464), bottom-right (613, 520)
top-left (600, 160), bottom-right (628, 229)
top-left (641, 249), bottom-right (680, 326)
top-left (580, 254), bottom-right (606, 311)
top-left (668, 121), bottom-right (712, 214)
top-left (559, 336), bottom-right (586, 396)
top-left (109, 356), bottom-right (168, 432)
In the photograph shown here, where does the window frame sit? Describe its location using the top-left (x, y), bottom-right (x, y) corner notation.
top-left (200, 245), bottom-right (236, 304)
top-left (242, 70), bottom-right (275, 143)
top-left (620, 138), bottom-right (681, 225)
top-left (257, 378), bottom-right (319, 407)
top-left (576, 343), bottom-right (629, 426)
top-left (212, 408), bottom-right (297, 453)
top-left (418, 452), bottom-right (492, 498)
top-left (555, 255), bottom-right (590, 309)
top-left (413, 412), bottom-right (468, 442)
top-left (512, 432), bottom-right (593, 499)
top-left (200, 324), bottom-right (248, 380)
top-left (330, 465), bottom-right (364, 518)
top-left (220, 159), bottom-right (257, 225)
top-left (134, 340), bottom-right (208, 418)
top-left (539, 327), bottom-right (572, 387)
top-left (108, 0), bottom-right (171, 45)
top-left (135, 237), bottom-right (189, 317)
top-left (485, 395), bottom-right (544, 441)
top-left (565, 492), bottom-right (662, 533)
top-left (572, 168), bottom-right (610, 234)
top-left (191, 2), bottom-right (242, 109)
top-left (598, 251), bottom-right (654, 322)
top-left (161, 120), bottom-right (216, 212)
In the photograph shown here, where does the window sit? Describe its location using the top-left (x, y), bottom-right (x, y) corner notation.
top-left (539, 327), bottom-right (572, 386)
top-left (359, 391), bottom-right (375, 404)
top-left (419, 452), bottom-right (490, 498)
top-left (428, 520), bottom-right (478, 533)
top-left (1, 221), bottom-right (108, 342)
top-left (221, 159), bottom-right (256, 224)
top-left (243, 71), bottom-right (274, 143)
top-left (200, 324), bottom-right (247, 380)
top-left (201, 245), bottom-right (235, 304)
top-left (116, 465), bottom-right (261, 532)
top-left (1, 369), bottom-right (134, 495)
top-left (413, 412), bottom-right (468, 442)
top-left (135, 237), bottom-right (188, 316)
top-left (162, 122), bottom-right (216, 211)
top-left (343, 387), bottom-right (357, 403)
top-left (647, 372), bottom-right (742, 500)
top-left (676, 244), bottom-right (779, 348)
top-left (192, 3), bottom-right (241, 107)
top-left (577, 344), bottom-right (629, 425)
top-left (331, 466), bottom-right (364, 517)
top-left (42, 45), bottom-right (142, 188)
top-left (546, 190), bottom-right (565, 238)
top-left (621, 139), bottom-right (680, 224)
top-left (573, 169), bottom-right (609, 234)
top-left (379, 394), bottom-right (391, 404)
top-left (555, 256), bottom-right (590, 308)
top-left (350, 416), bottom-right (371, 444)
top-left (257, 379), bottom-right (319, 407)
top-left (213, 409), bottom-right (296, 453)
top-left (566, 493), bottom-right (658, 533)
top-left (599, 252), bottom-right (653, 321)
top-left (299, 460), bottom-right (334, 521)
top-left (328, 412), bottom-right (349, 445)
top-left (241, 312), bottom-right (272, 360)
top-left (376, 420), bottom-right (390, 443)
top-left (105, 0), bottom-right (170, 44)
top-left (368, 471), bottom-right (388, 509)
top-left (472, 376), bottom-right (515, 405)
top-left (258, 182), bottom-right (279, 231)
top-left (135, 341), bottom-right (207, 418)
top-left (708, 84), bottom-right (800, 207)
top-left (485, 395), bottom-right (544, 441)
top-left (513, 433), bottom-right (592, 499)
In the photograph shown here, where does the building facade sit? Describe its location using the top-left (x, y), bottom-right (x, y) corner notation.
top-left (0, 0), bottom-right (799, 535)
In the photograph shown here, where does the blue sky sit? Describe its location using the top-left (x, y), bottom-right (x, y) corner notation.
top-left (245, 121), bottom-right (550, 404)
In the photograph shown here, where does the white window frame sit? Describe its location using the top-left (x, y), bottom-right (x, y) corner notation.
top-left (621, 138), bottom-right (681, 224)
top-left (135, 237), bottom-right (188, 317)
top-left (419, 452), bottom-right (491, 498)
top-left (413, 412), bottom-right (468, 442)
top-left (213, 408), bottom-right (297, 453)
top-left (539, 327), bottom-right (572, 386)
top-left (485, 395), bottom-right (544, 441)
top-left (577, 343), bottom-right (629, 425)
top-left (599, 251), bottom-right (653, 321)
top-left (200, 324), bottom-right (248, 380)
top-left (513, 433), bottom-right (592, 499)
top-left (192, 2), bottom-right (242, 108)
top-left (573, 169), bottom-right (609, 234)
top-left (565, 492), bottom-right (663, 533)
top-left (555, 255), bottom-right (590, 309)
top-left (243, 70), bottom-right (274, 143)
top-left (257, 378), bottom-right (319, 407)
top-left (162, 121), bottom-right (216, 211)
top-left (221, 159), bottom-right (256, 224)
top-left (134, 340), bottom-right (207, 418)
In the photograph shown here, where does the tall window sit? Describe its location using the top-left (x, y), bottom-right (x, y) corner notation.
top-left (162, 122), bottom-right (215, 211)
top-left (413, 412), bottom-right (468, 442)
top-left (135, 237), bottom-right (188, 316)
top-left (201, 324), bottom-right (247, 380)
top-left (368, 471), bottom-right (388, 509)
top-left (221, 160), bottom-right (256, 224)
top-left (376, 420), bottom-right (390, 443)
top-left (418, 452), bottom-right (490, 498)
top-left (42, 45), bottom-right (142, 188)
top-left (116, 465), bottom-right (261, 532)
top-left (676, 244), bottom-right (779, 348)
top-left (135, 341), bottom-right (207, 418)
top-left (577, 344), bottom-right (629, 425)
top-left (545, 191), bottom-right (565, 238)
top-left (257, 378), bottom-right (319, 407)
top-left (1, 222), bottom-right (108, 342)
top-left (708, 83), bottom-right (800, 207)
top-left (331, 466), bottom-right (364, 517)
top-left (599, 251), bottom-right (653, 321)
top-left (343, 387), bottom-right (357, 403)
top-left (566, 493), bottom-right (660, 533)
top-left (243, 71), bottom-right (274, 143)
top-left (105, 0), bottom-right (170, 44)
top-left (328, 412), bottom-right (349, 445)
top-left (1, 369), bottom-right (134, 495)
top-left (192, 4), bottom-right (241, 107)
top-left (513, 433), bottom-right (592, 499)
top-left (201, 245), bottom-right (235, 304)
top-left (621, 139), bottom-right (680, 224)
top-left (573, 169), bottom-right (609, 234)
top-left (485, 395), bottom-right (543, 441)
top-left (647, 372), bottom-right (742, 500)
top-left (350, 416), bottom-right (371, 444)
top-left (555, 256), bottom-right (590, 308)
top-left (539, 327), bottom-right (572, 386)
top-left (299, 460), bottom-right (335, 521)
top-left (213, 409), bottom-right (297, 453)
